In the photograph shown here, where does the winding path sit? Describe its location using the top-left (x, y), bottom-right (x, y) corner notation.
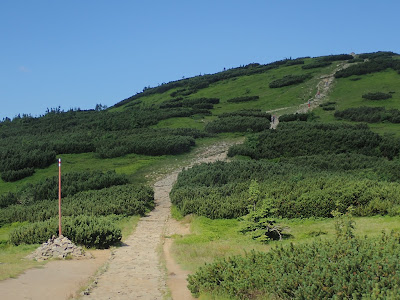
top-left (268, 62), bottom-right (350, 129)
top-left (82, 140), bottom-right (240, 300)
top-left (82, 62), bottom-right (354, 299)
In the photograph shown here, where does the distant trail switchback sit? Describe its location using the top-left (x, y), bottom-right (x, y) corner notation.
top-left (268, 62), bottom-right (350, 129)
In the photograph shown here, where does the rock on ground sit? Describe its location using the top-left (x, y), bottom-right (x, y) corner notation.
top-left (27, 235), bottom-right (92, 261)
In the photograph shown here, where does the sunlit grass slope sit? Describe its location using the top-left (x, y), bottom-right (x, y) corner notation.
top-left (313, 68), bottom-right (400, 135)
top-left (117, 58), bottom-right (338, 129)
top-left (0, 153), bottom-right (164, 195)
top-left (172, 215), bottom-right (400, 273)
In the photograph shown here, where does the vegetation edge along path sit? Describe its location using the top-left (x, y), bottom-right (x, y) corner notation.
top-left (268, 62), bottom-right (350, 129)
top-left (81, 139), bottom-right (242, 299)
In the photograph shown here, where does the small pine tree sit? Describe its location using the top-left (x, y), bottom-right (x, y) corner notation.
top-left (331, 206), bottom-right (355, 239)
top-left (248, 179), bottom-right (260, 212)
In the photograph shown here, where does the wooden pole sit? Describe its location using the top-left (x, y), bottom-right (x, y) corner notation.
top-left (58, 158), bottom-right (62, 237)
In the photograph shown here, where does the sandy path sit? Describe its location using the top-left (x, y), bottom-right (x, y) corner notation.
top-left (267, 62), bottom-right (350, 129)
top-left (0, 141), bottom-right (240, 300)
top-left (162, 141), bottom-right (239, 300)
top-left (81, 174), bottom-right (173, 299)
top-left (80, 140), bottom-right (240, 300)
top-left (0, 250), bottom-right (110, 300)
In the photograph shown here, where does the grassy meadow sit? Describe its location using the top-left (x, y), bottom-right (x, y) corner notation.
top-left (171, 215), bottom-right (400, 273)
top-left (314, 68), bottom-right (400, 136)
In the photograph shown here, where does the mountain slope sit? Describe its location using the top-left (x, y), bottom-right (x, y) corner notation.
top-left (0, 51), bottom-right (399, 192)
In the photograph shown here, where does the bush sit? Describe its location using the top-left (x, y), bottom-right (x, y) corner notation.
top-left (362, 92), bottom-right (392, 100)
top-left (319, 101), bottom-right (336, 111)
top-left (205, 116), bottom-right (270, 133)
top-left (0, 184), bottom-right (154, 225)
top-left (9, 215), bottom-right (122, 248)
top-left (0, 192), bottom-right (18, 209)
top-left (226, 96), bottom-right (259, 103)
top-left (171, 155), bottom-right (400, 220)
top-left (319, 101), bottom-right (336, 107)
top-left (268, 177), bottom-right (400, 218)
top-left (279, 112), bottom-right (309, 122)
top-left (188, 232), bottom-right (400, 299)
top-left (285, 59), bottom-right (304, 66)
top-left (334, 57), bottom-right (398, 78)
top-left (0, 149), bottom-right (56, 181)
top-left (170, 88), bottom-right (194, 98)
top-left (219, 110), bottom-right (271, 119)
top-left (0, 107), bottom-right (210, 183)
top-left (1, 171), bottom-right (129, 207)
top-left (160, 97), bottom-right (219, 109)
top-left (347, 58), bottom-right (364, 63)
top-left (1, 167), bottom-right (35, 182)
top-left (238, 191), bottom-right (286, 243)
top-left (334, 106), bottom-right (400, 125)
top-left (269, 74), bottom-right (312, 88)
top-left (170, 183), bottom-right (249, 219)
top-left (170, 161), bottom-right (288, 219)
top-left (228, 122), bottom-right (394, 160)
top-left (302, 61), bottom-right (332, 69)
top-left (358, 51), bottom-right (398, 59)
top-left (94, 128), bottom-right (205, 159)
top-left (96, 134), bottom-right (195, 158)
top-left (318, 54), bottom-right (354, 61)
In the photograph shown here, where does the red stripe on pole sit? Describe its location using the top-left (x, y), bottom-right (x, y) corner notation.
top-left (58, 158), bottom-right (62, 237)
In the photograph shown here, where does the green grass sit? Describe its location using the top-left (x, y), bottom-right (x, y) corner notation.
top-left (332, 70), bottom-right (400, 111)
top-left (171, 215), bottom-right (400, 273)
top-left (151, 116), bottom-right (207, 130)
top-left (368, 122), bottom-right (400, 137)
top-left (171, 205), bottom-right (184, 221)
top-left (0, 222), bottom-right (30, 243)
top-left (0, 152), bottom-right (164, 195)
top-left (128, 134), bottom-right (245, 185)
top-left (0, 149), bottom-right (161, 281)
top-left (172, 216), bottom-right (269, 272)
top-left (188, 63), bottom-right (330, 115)
top-left (0, 243), bottom-right (44, 280)
top-left (313, 69), bottom-right (400, 136)
top-left (116, 60), bottom-right (336, 125)
top-left (0, 133), bottom-right (245, 196)
top-left (115, 216), bottom-right (140, 242)
top-left (2, 55), bottom-right (399, 286)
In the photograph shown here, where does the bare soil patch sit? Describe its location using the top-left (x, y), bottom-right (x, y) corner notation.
top-left (0, 249), bottom-right (109, 300)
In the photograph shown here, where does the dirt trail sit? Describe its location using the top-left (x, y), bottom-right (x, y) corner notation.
top-left (163, 141), bottom-right (238, 300)
top-left (268, 62), bottom-right (350, 129)
top-left (0, 63), bottom-right (352, 300)
top-left (0, 140), bottom-right (240, 300)
top-left (0, 250), bottom-right (110, 300)
top-left (80, 140), bottom-right (240, 300)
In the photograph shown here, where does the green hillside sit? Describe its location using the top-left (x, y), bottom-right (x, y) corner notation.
top-left (2, 51), bottom-right (400, 295)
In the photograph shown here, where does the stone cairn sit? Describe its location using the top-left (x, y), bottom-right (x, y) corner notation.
top-left (26, 235), bottom-right (93, 261)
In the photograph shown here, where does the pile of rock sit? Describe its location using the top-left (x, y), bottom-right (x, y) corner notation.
top-left (26, 235), bottom-right (92, 261)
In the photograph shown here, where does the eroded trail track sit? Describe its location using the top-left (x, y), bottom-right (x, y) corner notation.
top-left (82, 186), bottom-right (170, 299)
top-left (268, 62), bottom-right (350, 129)
top-left (83, 140), bottom-right (241, 300)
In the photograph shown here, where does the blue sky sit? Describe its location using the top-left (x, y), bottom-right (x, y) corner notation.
top-left (1, 0), bottom-right (399, 119)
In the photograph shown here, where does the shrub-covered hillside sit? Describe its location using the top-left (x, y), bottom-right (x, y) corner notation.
top-left (164, 51), bottom-right (400, 298)
top-left (1, 51), bottom-right (399, 256)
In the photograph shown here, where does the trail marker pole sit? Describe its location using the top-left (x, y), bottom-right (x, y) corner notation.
top-left (58, 158), bottom-right (62, 237)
